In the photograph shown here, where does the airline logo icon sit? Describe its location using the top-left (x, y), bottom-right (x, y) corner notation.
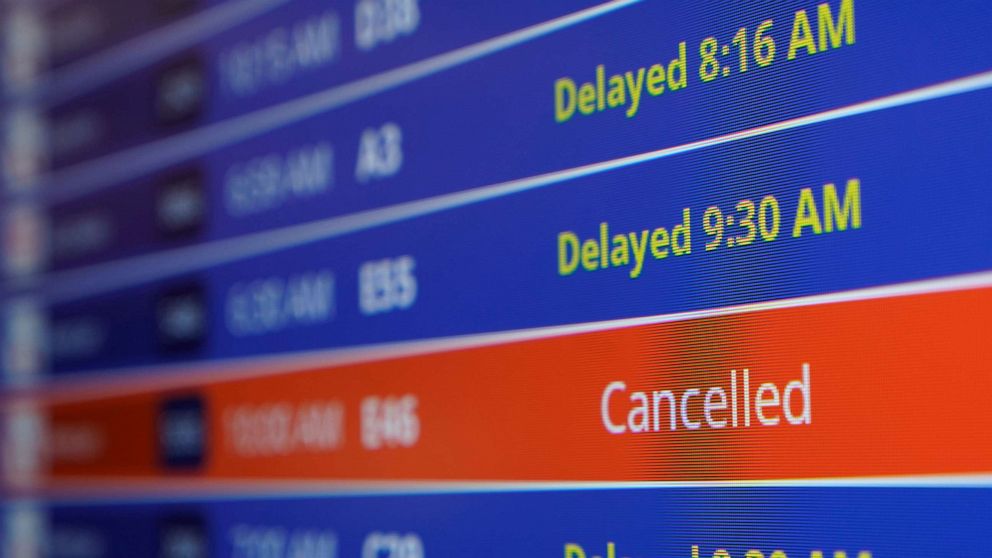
top-left (158, 395), bottom-right (207, 470)
top-left (1, 6), bottom-right (45, 92)
top-left (158, 515), bottom-right (208, 558)
top-left (2, 502), bottom-right (44, 558)
top-left (156, 283), bottom-right (208, 352)
top-left (155, 168), bottom-right (207, 239)
top-left (2, 204), bottom-right (46, 278)
top-left (2, 298), bottom-right (46, 384)
top-left (1, 405), bottom-right (47, 489)
top-left (2, 108), bottom-right (47, 188)
top-left (155, 56), bottom-right (206, 126)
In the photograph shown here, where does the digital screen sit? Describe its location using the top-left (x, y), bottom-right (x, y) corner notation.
top-left (1, 0), bottom-right (990, 556)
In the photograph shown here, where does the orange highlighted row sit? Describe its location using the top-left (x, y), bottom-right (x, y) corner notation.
top-left (40, 287), bottom-right (992, 484)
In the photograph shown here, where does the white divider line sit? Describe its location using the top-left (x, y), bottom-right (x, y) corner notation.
top-left (13, 269), bottom-right (992, 404)
top-left (32, 473), bottom-right (992, 505)
top-left (38, 0), bottom-right (643, 205)
top-left (12, 0), bottom-right (291, 104)
top-left (28, 69), bottom-right (992, 305)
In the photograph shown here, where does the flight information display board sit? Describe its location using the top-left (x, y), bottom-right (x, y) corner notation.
top-left (1, 1), bottom-right (990, 556)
